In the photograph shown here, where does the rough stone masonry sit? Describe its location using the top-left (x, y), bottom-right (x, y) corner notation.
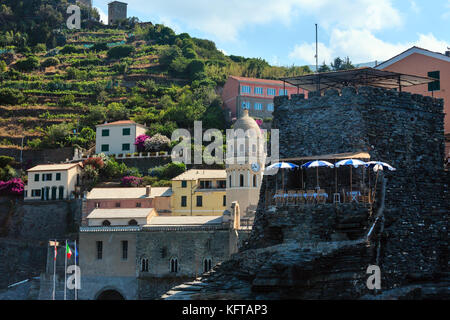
top-left (162, 86), bottom-right (449, 300)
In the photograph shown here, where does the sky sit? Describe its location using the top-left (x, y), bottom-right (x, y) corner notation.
top-left (93, 0), bottom-right (450, 67)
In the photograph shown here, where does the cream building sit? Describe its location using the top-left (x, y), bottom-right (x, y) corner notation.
top-left (171, 169), bottom-right (227, 216)
top-left (86, 208), bottom-right (157, 227)
top-left (24, 162), bottom-right (83, 201)
top-left (95, 120), bottom-right (147, 156)
top-left (226, 109), bottom-right (266, 219)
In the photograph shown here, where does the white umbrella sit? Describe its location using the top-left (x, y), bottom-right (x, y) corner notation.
top-left (335, 159), bottom-right (367, 193)
top-left (365, 161), bottom-right (396, 202)
top-left (301, 160), bottom-right (334, 189)
top-left (266, 162), bottom-right (299, 191)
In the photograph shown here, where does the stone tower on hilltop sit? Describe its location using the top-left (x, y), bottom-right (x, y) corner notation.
top-left (226, 109), bottom-right (266, 222)
top-left (108, 1), bottom-right (128, 25)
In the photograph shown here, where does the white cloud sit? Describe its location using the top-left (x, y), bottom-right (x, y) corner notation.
top-left (410, 1), bottom-right (420, 14)
top-left (289, 42), bottom-right (332, 65)
top-left (289, 30), bottom-right (449, 65)
top-left (127, 0), bottom-right (402, 41)
top-left (95, 6), bottom-right (107, 25)
top-left (443, 0), bottom-right (450, 19)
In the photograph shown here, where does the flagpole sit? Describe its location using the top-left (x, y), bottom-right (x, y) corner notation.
top-left (52, 239), bottom-right (56, 300)
top-left (74, 240), bottom-right (77, 300)
top-left (64, 240), bottom-right (67, 300)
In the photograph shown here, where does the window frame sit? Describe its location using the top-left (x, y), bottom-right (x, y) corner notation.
top-left (102, 129), bottom-right (110, 137)
top-left (196, 195), bottom-right (203, 207)
top-left (122, 128), bottom-right (131, 136)
top-left (181, 196), bottom-right (187, 207)
top-left (122, 143), bottom-right (131, 151)
top-left (101, 144), bottom-right (109, 152)
top-left (96, 241), bottom-right (103, 260)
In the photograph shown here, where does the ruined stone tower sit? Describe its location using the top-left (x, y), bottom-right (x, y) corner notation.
top-left (108, 1), bottom-right (128, 25)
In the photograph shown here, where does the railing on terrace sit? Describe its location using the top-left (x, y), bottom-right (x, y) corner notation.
top-left (73, 150), bottom-right (170, 161)
top-left (265, 188), bottom-right (373, 208)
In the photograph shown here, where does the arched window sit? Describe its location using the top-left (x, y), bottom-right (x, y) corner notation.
top-left (170, 258), bottom-right (178, 273)
top-left (240, 174), bottom-right (244, 187)
top-left (141, 258), bottom-right (149, 272)
top-left (229, 175), bottom-right (232, 187)
top-left (253, 175), bottom-right (257, 187)
top-left (203, 258), bottom-right (212, 273)
top-left (102, 220), bottom-right (111, 227)
top-left (128, 219), bottom-right (138, 226)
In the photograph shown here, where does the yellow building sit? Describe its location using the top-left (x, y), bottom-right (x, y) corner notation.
top-left (171, 169), bottom-right (227, 216)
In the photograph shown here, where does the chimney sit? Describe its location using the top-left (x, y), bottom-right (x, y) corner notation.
top-left (146, 185), bottom-right (151, 197)
top-left (445, 50), bottom-right (450, 57)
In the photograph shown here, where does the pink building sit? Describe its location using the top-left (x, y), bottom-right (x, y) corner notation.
top-left (222, 76), bottom-right (306, 120)
top-left (83, 186), bottom-right (172, 226)
top-left (376, 47), bottom-right (450, 157)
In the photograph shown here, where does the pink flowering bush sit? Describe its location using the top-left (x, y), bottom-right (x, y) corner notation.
top-left (134, 135), bottom-right (150, 152)
top-left (121, 176), bottom-right (143, 187)
top-left (255, 119), bottom-right (263, 127)
top-left (0, 178), bottom-right (25, 196)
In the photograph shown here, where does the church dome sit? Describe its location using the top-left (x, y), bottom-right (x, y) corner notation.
top-left (233, 110), bottom-right (261, 132)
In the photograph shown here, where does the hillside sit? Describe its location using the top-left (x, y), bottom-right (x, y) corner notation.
top-left (0, 21), bottom-right (312, 153)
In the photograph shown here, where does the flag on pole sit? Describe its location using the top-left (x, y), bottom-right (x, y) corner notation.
top-left (66, 242), bottom-right (72, 259)
top-left (54, 244), bottom-right (57, 261)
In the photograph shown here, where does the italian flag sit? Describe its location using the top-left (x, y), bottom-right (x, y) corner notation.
top-left (66, 243), bottom-right (72, 260)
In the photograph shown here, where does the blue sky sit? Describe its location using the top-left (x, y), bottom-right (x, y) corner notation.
top-left (93, 0), bottom-right (450, 66)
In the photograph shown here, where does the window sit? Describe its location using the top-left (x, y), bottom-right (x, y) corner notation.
top-left (58, 186), bottom-right (64, 200)
top-left (128, 219), bottom-right (138, 226)
top-left (46, 174), bottom-right (52, 181)
top-left (96, 241), bottom-right (103, 260)
top-left (428, 71), bottom-right (440, 91)
top-left (122, 143), bottom-right (130, 151)
top-left (200, 180), bottom-right (212, 189)
top-left (102, 220), bottom-right (111, 226)
top-left (267, 103), bottom-right (274, 112)
top-left (95, 202), bottom-right (100, 208)
top-left (122, 128), bottom-right (131, 136)
top-left (181, 181), bottom-right (187, 188)
top-left (101, 144), bottom-right (109, 152)
top-left (34, 174), bottom-right (39, 182)
top-left (56, 173), bottom-right (61, 181)
top-left (102, 129), bottom-right (109, 137)
top-left (254, 103), bottom-right (263, 111)
top-left (267, 88), bottom-right (276, 96)
top-left (223, 195), bottom-right (226, 207)
top-left (181, 196), bottom-right (187, 207)
top-left (279, 89), bottom-right (288, 96)
top-left (170, 258), bottom-right (178, 273)
top-left (253, 175), bottom-right (257, 187)
top-left (203, 258), bottom-right (212, 273)
top-left (229, 175), bottom-right (232, 187)
top-left (196, 196), bottom-right (203, 207)
top-left (217, 180), bottom-right (226, 189)
top-left (254, 87), bottom-right (263, 95)
top-left (115, 202), bottom-right (121, 208)
top-left (136, 202), bottom-right (142, 208)
top-left (141, 258), bottom-right (149, 272)
top-left (241, 101), bottom-right (250, 110)
top-left (240, 174), bottom-right (244, 187)
top-left (31, 189), bottom-right (41, 197)
top-left (241, 85), bottom-right (251, 94)
top-left (122, 240), bottom-right (128, 260)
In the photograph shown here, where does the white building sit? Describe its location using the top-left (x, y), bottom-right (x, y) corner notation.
top-left (95, 120), bottom-right (147, 156)
top-left (24, 162), bottom-right (83, 201)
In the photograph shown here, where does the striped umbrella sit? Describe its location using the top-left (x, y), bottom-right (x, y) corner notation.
top-left (335, 159), bottom-right (367, 193)
top-left (266, 162), bottom-right (299, 191)
top-left (365, 161), bottom-right (396, 201)
top-left (302, 160), bottom-right (334, 189)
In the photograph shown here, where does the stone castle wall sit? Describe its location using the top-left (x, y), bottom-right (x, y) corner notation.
top-left (251, 86), bottom-right (448, 291)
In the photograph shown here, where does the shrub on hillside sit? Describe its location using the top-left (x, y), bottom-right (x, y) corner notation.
top-left (83, 157), bottom-right (105, 170)
top-left (90, 42), bottom-right (109, 52)
top-left (0, 156), bottom-right (15, 168)
top-left (0, 178), bottom-right (24, 196)
top-left (58, 94), bottom-right (75, 107)
top-left (144, 134), bottom-right (170, 152)
top-left (107, 45), bottom-right (135, 59)
top-left (134, 134), bottom-right (150, 152)
top-left (60, 45), bottom-right (84, 54)
top-left (0, 88), bottom-right (25, 105)
top-left (14, 56), bottom-right (40, 72)
top-left (121, 176), bottom-right (143, 187)
top-left (41, 57), bottom-right (60, 68)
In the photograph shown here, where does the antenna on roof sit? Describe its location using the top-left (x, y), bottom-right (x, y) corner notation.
top-left (315, 24), bottom-right (318, 74)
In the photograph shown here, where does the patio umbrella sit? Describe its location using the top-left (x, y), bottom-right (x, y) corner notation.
top-left (365, 161), bottom-right (396, 201)
top-left (301, 160), bottom-right (334, 189)
top-left (266, 162), bottom-right (299, 191)
top-left (335, 159), bottom-right (367, 193)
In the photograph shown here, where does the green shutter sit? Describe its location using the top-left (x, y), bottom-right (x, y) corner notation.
top-left (101, 144), bottom-right (109, 152)
top-left (428, 71), bottom-right (440, 91)
top-left (123, 128), bottom-right (131, 136)
top-left (102, 129), bottom-right (109, 137)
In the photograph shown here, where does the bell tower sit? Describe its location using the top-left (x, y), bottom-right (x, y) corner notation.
top-left (226, 110), bottom-right (266, 221)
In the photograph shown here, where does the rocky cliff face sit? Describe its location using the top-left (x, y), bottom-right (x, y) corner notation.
top-left (162, 87), bottom-right (449, 300)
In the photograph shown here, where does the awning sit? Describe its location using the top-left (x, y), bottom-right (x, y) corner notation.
top-left (281, 151), bottom-right (371, 162)
top-left (280, 67), bottom-right (435, 92)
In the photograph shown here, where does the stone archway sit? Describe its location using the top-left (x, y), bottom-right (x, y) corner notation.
top-left (96, 289), bottom-right (125, 300)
